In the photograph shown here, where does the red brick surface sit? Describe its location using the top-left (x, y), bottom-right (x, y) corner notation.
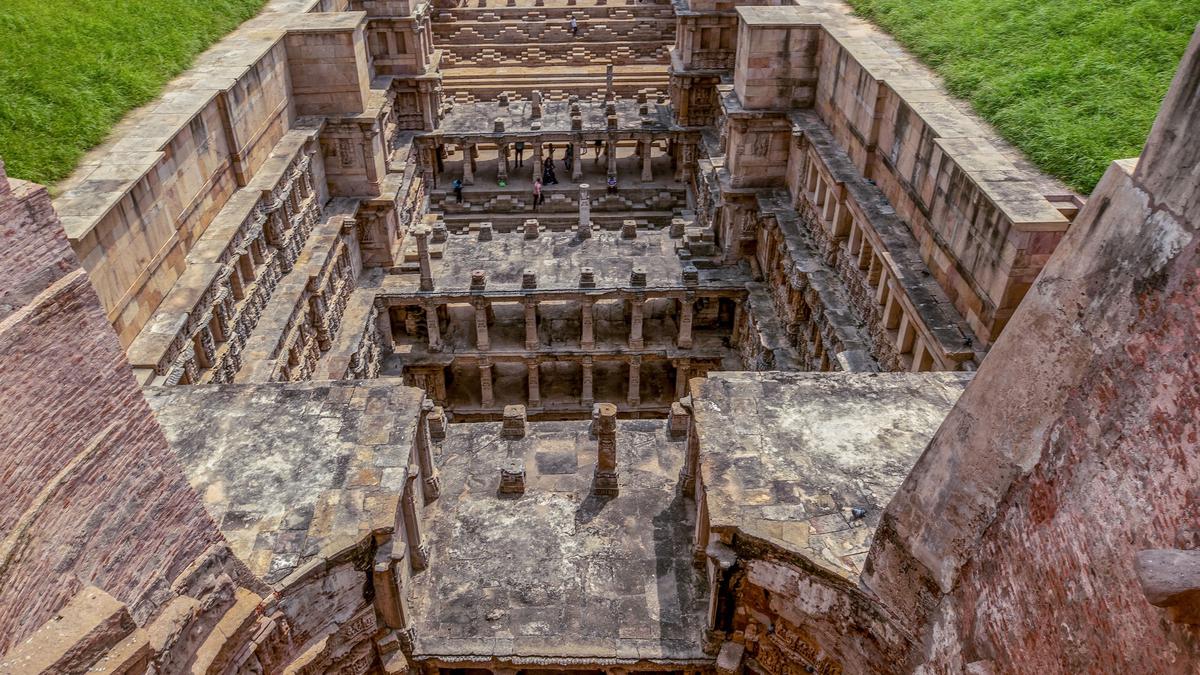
top-left (0, 165), bottom-right (223, 654)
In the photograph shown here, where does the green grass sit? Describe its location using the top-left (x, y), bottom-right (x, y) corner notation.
top-left (0, 0), bottom-right (268, 186)
top-left (846, 0), bottom-right (1200, 193)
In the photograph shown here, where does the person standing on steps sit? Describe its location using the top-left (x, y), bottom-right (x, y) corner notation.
top-left (594, 139), bottom-right (603, 165)
top-left (546, 142), bottom-right (555, 162)
top-left (514, 140), bottom-right (525, 167)
top-left (532, 178), bottom-right (543, 211)
top-left (452, 178), bottom-right (463, 204)
top-left (570, 16), bottom-right (578, 36)
top-left (563, 143), bottom-right (574, 173)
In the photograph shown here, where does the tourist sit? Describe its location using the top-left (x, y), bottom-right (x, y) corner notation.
top-left (607, 174), bottom-right (617, 194)
top-left (544, 162), bottom-right (559, 185)
top-left (570, 16), bottom-right (578, 36)
top-left (563, 143), bottom-right (574, 171)
top-left (546, 142), bottom-right (555, 161)
top-left (532, 178), bottom-right (543, 210)
top-left (594, 139), bottom-right (603, 164)
top-left (452, 178), bottom-right (463, 203)
top-left (514, 140), bottom-right (525, 167)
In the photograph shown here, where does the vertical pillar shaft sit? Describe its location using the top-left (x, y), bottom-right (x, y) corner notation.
top-left (479, 358), bottom-right (494, 407)
top-left (627, 356), bottom-right (641, 407)
top-left (581, 299), bottom-right (595, 349)
top-left (462, 143), bottom-right (475, 185)
top-left (641, 138), bottom-right (653, 181)
top-left (376, 299), bottom-right (394, 355)
top-left (475, 301), bottom-right (491, 351)
top-left (425, 301), bottom-right (442, 352)
top-left (675, 359), bottom-right (690, 399)
top-left (532, 142), bottom-right (543, 183)
top-left (527, 359), bottom-right (541, 408)
top-left (578, 183), bottom-right (592, 239)
top-left (592, 402), bottom-right (619, 496)
top-left (607, 140), bottom-right (618, 177)
top-left (677, 297), bottom-right (694, 348)
top-left (416, 226), bottom-right (433, 291)
top-left (581, 356), bottom-right (594, 406)
top-left (524, 300), bottom-right (539, 350)
top-left (629, 297), bottom-right (644, 349)
top-left (572, 141), bottom-right (583, 181)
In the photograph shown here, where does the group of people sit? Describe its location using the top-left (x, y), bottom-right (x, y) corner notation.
top-left (450, 140), bottom-right (617, 211)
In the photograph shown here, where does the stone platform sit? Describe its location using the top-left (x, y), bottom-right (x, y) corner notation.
top-left (408, 418), bottom-right (710, 665)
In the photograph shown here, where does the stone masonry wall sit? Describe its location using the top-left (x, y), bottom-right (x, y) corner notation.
top-left (863, 26), bottom-right (1200, 673)
top-left (0, 161), bottom-right (224, 654)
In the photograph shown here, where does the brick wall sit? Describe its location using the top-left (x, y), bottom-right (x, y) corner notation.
top-left (0, 161), bottom-right (224, 654)
top-left (863, 27), bottom-right (1200, 672)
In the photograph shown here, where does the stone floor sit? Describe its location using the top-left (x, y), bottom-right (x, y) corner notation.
top-left (692, 371), bottom-right (972, 580)
top-left (408, 418), bottom-right (710, 664)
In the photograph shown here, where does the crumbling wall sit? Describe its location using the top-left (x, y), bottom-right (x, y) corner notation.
top-left (0, 160), bottom-right (225, 654)
top-left (864, 26), bottom-right (1200, 673)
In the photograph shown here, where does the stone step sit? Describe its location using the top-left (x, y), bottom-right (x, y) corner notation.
top-left (436, 209), bottom-right (678, 231)
top-left (434, 3), bottom-right (676, 22)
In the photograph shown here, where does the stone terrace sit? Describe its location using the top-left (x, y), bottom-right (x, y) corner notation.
top-left (409, 417), bottom-right (710, 665)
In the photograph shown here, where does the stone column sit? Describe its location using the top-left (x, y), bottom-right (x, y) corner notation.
top-left (402, 471), bottom-right (429, 570)
top-left (479, 357), bottom-right (494, 407)
top-left (592, 402), bottom-right (619, 496)
top-left (675, 358), bottom-right (690, 399)
top-left (578, 183), bottom-right (592, 239)
top-left (415, 225), bottom-right (434, 291)
top-left (677, 296), bottom-right (694, 348)
top-left (418, 399), bottom-right (442, 502)
top-left (527, 358), bottom-right (541, 408)
top-left (641, 138), bottom-right (653, 182)
top-left (627, 355), bottom-right (641, 407)
top-left (425, 301), bottom-right (442, 351)
top-left (524, 300), bottom-right (539, 350)
top-left (474, 300), bottom-right (491, 351)
top-left (607, 140), bottom-right (618, 179)
top-left (462, 143), bottom-right (475, 185)
top-left (581, 298), bottom-right (595, 349)
top-left (375, 299), bottom-right (394, 354)
top-left (581, 356), bottom-right (594, 407)
top-left (497, 143), bottom-right (508, 183)
top-left (629, 296), bottom-right (644, 349)
top-left (532, 142), bottom-right (543, 183)
top-left (572, 141), bottom-right (583, 181)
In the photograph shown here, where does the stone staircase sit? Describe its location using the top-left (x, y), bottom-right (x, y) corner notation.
top-left (433, 1), bottom-right (674, 102)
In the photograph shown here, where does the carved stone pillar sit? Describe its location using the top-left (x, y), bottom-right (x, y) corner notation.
top-left (497, 143), bottom-right (509, 183)
top-left (592, 402), bottom-right (619, 496)
top-left (629, 296), bottom-right (644, 349)
top-left (581, 356), bottom-right (594, 407)
top-left (581, 298), bottom-right (595, 350)
top-left (402, 471), bottom-right (429, 571)
top-left (527, 358), bottom-right (541, 408)
top-left (424, 301), bottom-right (442, 352)
top-left (572, 141), bottom-right (583, 181)
top-left (415, 225), bottom-right (434, 291)
top-left (417, 400), bottom-right (441, 502)
top-left (462, 143), bottom-right (475, 185)
top-left (627, 355), bottom-right (641, 407)
top-left (524, 300), bottom-right (539, 350)
top-left (678, 295), bottom-right (694, 349)
top-left (532, 142), bottom-right (543, 183)
top-left (578, 183), bottom-right (592, 239)
top-left (474, 300), bottom-right (491, 351)
top-left (675, 358), bottom-right (691, 399)
top-left (479, 357), bottom-right (494, 407)
top-left (641, 138), bottom-right (653, 181)
top-left (607, 140), bottom-right (618, 178)
top-left (680, 398), bottom-right (699, 493)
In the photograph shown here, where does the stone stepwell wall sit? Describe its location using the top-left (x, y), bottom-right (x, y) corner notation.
top-left (53, 1), bottom-right (370, 349)
top-left (731, 3), bottom-right (1071, 348)
top-left (0, 160), bottom-right (225, 655)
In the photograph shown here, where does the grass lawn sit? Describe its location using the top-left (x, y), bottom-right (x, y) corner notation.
top-left (847, 0), bottom-right (1200, 193)
top-left (0, 0), bottom-right (268, 187)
